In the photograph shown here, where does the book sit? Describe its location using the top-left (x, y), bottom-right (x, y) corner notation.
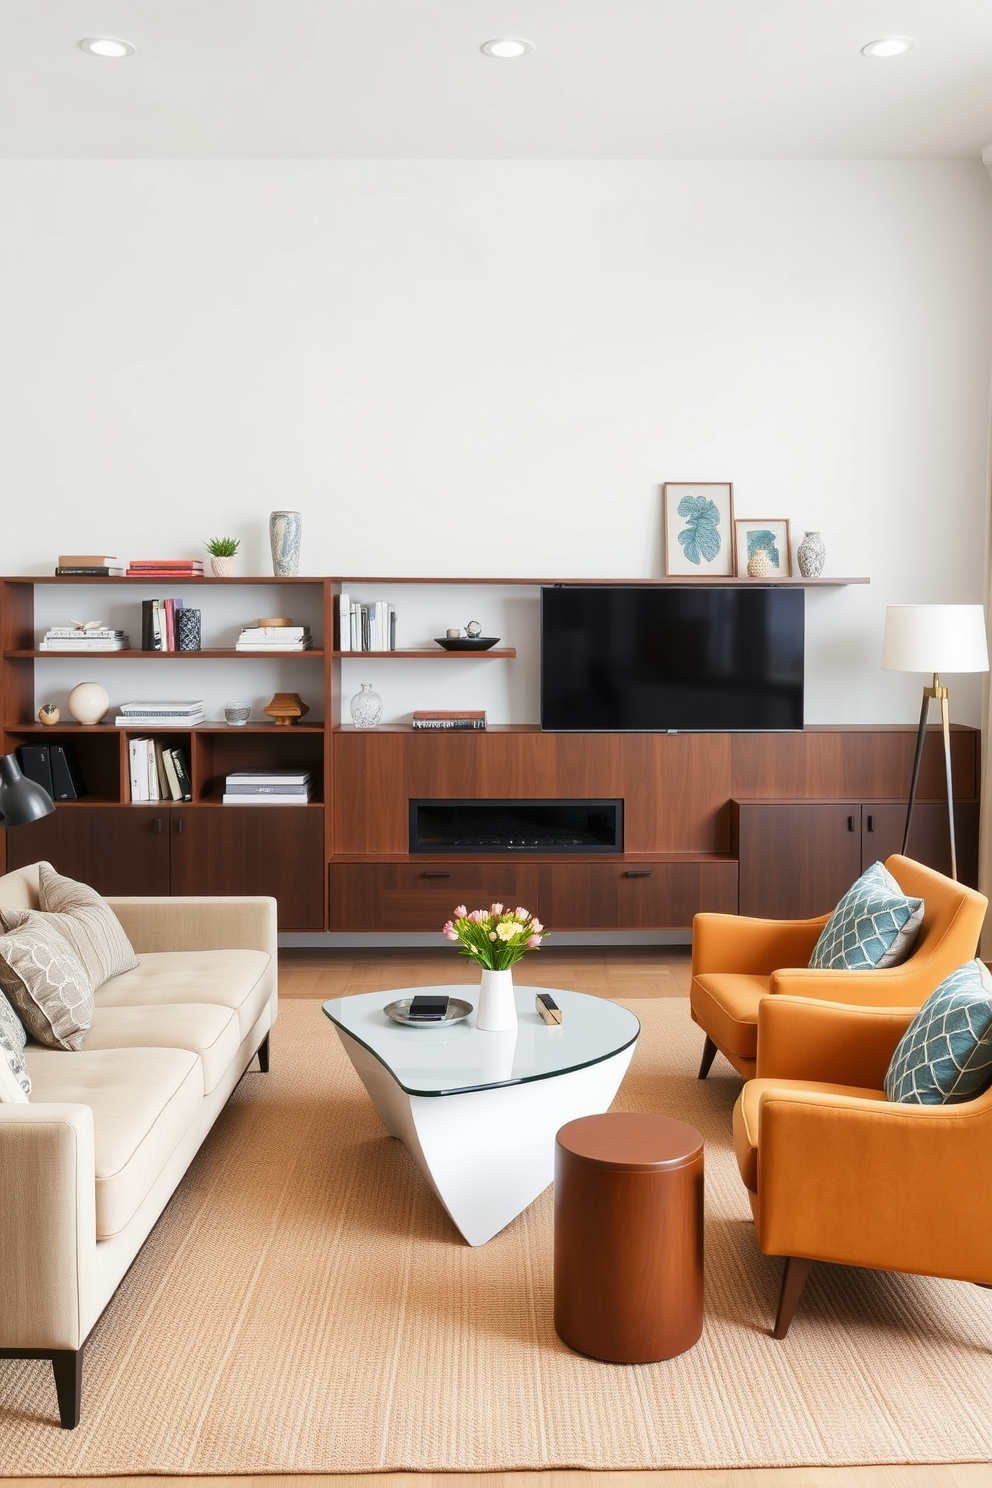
top-left (225, 769), bottom-right (312, 786)
top-left (223, 781), bottom-right (311, 794)
top-left (55, 566), bottom-right (125, 577)
top-left (57, 554), bottom-right (120, 567)
top-left (411, 717), bottom-right (487, 730)
top-left (169, 747), bottom-right (193, 800)
top-left (49, 744), bottom-right (87, 800)
top-left (411, 710), bottom-right (487, 731)
top-left (40, 637), bottom-right (127, 650)
top-left (118, 700), bottom-right (205, 714)
top-left (128, 559), bottom-right (204, 571)
top-left (129, 737), bottom-right (149, 801)
top-left (116, 714), bottom-right (205, 727)
top-left (18, 744), bottom-right (53, 796)
top-left (221, 793), bottom-right (311, 806)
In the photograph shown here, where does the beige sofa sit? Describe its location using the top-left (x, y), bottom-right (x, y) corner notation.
top-left (0, 863), bottom-right (278, 1428)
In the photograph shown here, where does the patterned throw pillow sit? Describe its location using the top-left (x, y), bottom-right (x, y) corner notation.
top-left (809, 860), bottom-right (924, 972)
top-left (0, 986), bottom-right (26, 1052)
top-left (33, 862), bottom-right (138, 989)
top-left (885, 959), bottom-right (992, 1104)
top-left (0, 1017), bottom-right (30, 1102)
top-left (0, 915), bottom-right (94, 1050)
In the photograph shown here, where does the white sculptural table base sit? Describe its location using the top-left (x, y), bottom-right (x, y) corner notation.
top-left (322, 985), bottom-right (640, 1246)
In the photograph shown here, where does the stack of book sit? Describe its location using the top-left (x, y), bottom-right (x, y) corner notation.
top-left (337, 593), bottom-right (397, 651)
top-left (141, 598), bottom-right (185, 651)
top-left (114, 699), bottom-right (206, 727)
top-left (222, 768), bottom-right (312, 805)
top-left (55, 554), bottom-right (125, 577)
top-left (126, 559), bottom-right (205, 579)
top-left (235, 625), bottom-right (312, 652)
top-left (40, 624), bottom-right (129, 651)
top-left (128, 739), bottom-right (192, 801)
top-left (411, 710), bottom-right (487, 731)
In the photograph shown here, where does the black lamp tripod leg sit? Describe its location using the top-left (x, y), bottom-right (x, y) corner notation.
top-left (903, 691), bottom-right (930, 857)
top-left (940, 691), bottom-right (958, 882)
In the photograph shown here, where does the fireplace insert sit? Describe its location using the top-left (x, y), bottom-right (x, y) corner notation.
top-left (409, 799), bottom-right (623, 854)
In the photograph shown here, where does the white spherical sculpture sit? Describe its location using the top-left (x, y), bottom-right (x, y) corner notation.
top-left (67, 681), bottom-right (110, 726)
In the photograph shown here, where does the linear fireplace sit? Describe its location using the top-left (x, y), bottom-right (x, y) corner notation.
top-left (409, 799), bottom-right (624, 854)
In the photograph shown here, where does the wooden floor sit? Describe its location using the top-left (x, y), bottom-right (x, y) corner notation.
top-left (21, 950), bottom-right (992, 1488)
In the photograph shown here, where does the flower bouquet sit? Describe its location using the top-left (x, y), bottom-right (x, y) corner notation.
top-left (442, 903), bottom-right (548, 969)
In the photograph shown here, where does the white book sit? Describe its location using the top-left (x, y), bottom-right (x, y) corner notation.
top-left (146, 740), bottom-right (161, 801)
top-left (161, 747), bottom-right (183, 800)
top-left (128, 737), bottom-right (147, 802)
top-left (350, 602), bottom-right (359, 652)
top-left (338, 592), bottom-right (349, 650)
top-left (115, 713), bottom-right (206, 727)
top-left (222, 793), bottom-right (310, 806)
top-left (225, 769), bottom-right (312, 785)
top-left (118, 701), bottom-right (205, 714)
top-left (239, 626), bottom-right (309, 639)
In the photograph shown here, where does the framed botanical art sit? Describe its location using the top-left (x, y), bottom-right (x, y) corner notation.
top-left (734, 518), bottom-right (792, 578)
top-left (663, 482), bottom-right (735, 577)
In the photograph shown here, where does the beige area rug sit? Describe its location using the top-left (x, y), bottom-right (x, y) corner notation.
top-left (2, 997), bottom-right (992, 1473)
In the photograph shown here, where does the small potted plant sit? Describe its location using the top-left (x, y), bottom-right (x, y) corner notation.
top-left (205, 536), bottom-right (240, 577)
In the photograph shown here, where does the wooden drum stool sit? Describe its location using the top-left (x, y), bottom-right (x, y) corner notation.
top-left (554, 1112), bottom-right (704, 1362)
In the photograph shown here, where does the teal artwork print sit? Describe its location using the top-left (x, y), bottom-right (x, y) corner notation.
top-left (677, 495), bottom-right (722, 565)
top-left (746, 529), bottom-right (779, 567)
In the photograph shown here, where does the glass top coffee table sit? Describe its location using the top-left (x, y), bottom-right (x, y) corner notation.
top-left (322, 985), bottom-right (640, 1245)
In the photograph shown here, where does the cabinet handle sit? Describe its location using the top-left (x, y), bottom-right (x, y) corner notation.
top-left (624, 870), bottom-right (652, 878)
top-left (421, 871), bottom-right (451, 879)
top-left (175, 817), bottom-right (184, 834)
top-left (867, 814), bottom-right (875, 832)
top-left (848, 815), bottom-right (856, 831)
top-left (152, 818), bottom-right (163, 834)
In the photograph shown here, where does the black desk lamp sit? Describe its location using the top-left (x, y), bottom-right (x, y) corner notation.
top-left (0, 752), bottom-right (56, 827)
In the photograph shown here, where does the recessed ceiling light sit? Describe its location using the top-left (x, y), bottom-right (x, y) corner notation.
top-left (77, 37), bottom-right (135, 59)
top-left (860, 37), bottom-right (916, 59)
top-left (480, 38), bottom-right (534, 60)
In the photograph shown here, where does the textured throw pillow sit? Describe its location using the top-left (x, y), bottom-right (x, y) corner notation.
top-left (34, 862), bottom-right (138, 989)
top-left (0, 986), bottom-right (27, 1052)
top-left (0, 914), bottom-right (93, 1050)
top-left (885, 959), bottom-right (992, 1105)
top-left (809, 860), bottom-right (924, 972)
top-left (0, 1016), bottom-right (30, 1102)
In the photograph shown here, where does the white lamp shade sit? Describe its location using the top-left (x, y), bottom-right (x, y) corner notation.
top-left (881, 604), bottom-right (989, 675)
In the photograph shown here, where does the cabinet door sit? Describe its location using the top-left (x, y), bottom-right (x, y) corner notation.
top-left (4, 806), bottom-right (171, 896)
top-left (734, 802), bottom-right (862, 920)
top-left (540, 862), bottom-right (738, 930)
top-left (328, 862), bottom-right (541, 931)
top-left (863, 801), bottom-right (980, 887)
top-left (170, 807), bottom-right (325, 930)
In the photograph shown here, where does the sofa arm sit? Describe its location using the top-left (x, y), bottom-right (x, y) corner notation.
top-left (0, 1105), bottom-right (97, 1351)
top-left (691, 911), bottom-right (828, 977)
top-left (756, 996), bottom-right (916, 1086)
top-left (105, 896), bottom-right (278, 957)
top-left (769, 958), bottom-right (944, 1008)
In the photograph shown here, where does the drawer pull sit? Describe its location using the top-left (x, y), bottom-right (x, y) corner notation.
top-left (624, 870), bottom-right (652, 878)
top-left (152, 818), bottom-right (163, 834)
top-left (866, 814), bottom-right (876, 832)
top-left (848, 815), bottom-right (856, 832)
top-left (421, 871), bottom-right (451, 879)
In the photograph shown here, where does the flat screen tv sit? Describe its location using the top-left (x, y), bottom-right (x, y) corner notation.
top-left (540, 585), bottom-right (804, 732)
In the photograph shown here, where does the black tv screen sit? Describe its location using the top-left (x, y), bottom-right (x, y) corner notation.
top-left (540, 586), bottom-right (804, 732)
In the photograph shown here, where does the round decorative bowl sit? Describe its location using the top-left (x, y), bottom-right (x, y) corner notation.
top-left (383, 997), bottom-right (474, 1026)
top-left (434, 637), bottom-right (500, 651)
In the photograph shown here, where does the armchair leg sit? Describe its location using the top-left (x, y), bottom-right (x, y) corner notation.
top-left (52, 1349), bottom-right (83, 1429)
top-left (256, 1033), bottom-right (270, 1073)
top-left (697, 1036), bottom-right (718, 1080)
top-left (773, 1256), bottom-right (813, 1339)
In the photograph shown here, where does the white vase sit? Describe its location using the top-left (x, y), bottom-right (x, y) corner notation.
top-left (269, 510), bottom-right (302, 576)
top-left (349, 683), bottom-right (382, 729)
top-left (797, 530), bottom-right (826, 578)
top-left (210, 556), bottom-right (235, 577)
top-left (477, 968), bottom-right (517, 1032)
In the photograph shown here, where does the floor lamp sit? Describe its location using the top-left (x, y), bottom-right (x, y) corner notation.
top-left (0, 752), bottom-right (55, 829)
top-left (881, 604), bottom-right (989, 881)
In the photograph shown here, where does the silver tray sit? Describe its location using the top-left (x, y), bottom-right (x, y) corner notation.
top-left (384, 996), bottom-right (474, 1026)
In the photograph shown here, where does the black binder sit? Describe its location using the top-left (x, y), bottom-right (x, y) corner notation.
top-left (18, 744), bottom-right (54, 796)
top-left (48, 744), bottom-right (87, 801)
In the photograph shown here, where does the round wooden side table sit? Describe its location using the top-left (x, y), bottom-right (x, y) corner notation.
top-left (554, 1111), bottom-right (704, 1362)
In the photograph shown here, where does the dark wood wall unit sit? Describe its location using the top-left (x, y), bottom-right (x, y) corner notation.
top-left (332, 731), bottom-right (734, 856)
top-left (730, 726), bottom-right (979, 804)
top-left (538, 861), bottom-right (738, 930)
top-left (5, 807), bottom-right (172, 897)
top-left (329, 860), bottom-right (542, 932)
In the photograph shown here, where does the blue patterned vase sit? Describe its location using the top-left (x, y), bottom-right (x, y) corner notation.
top-left (269, 510), bottom-right (302, 576)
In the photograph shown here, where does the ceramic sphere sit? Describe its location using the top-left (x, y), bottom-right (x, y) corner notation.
top-left (67, 681), bottom-right (110, 725)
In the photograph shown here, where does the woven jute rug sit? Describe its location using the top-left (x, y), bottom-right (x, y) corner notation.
top-left (2, 996), bottom-right (991, 1473)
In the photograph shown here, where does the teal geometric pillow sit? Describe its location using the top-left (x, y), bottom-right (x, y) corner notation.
top-left (884, 959), bottom-right (992, 1104)
top-left (809, 860), bottom-right (924, 972)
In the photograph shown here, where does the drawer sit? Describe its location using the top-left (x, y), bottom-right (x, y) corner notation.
top-left (539, 861), bottom-right (738, 930)
top-left (328, 862), bottom-right (541, 932)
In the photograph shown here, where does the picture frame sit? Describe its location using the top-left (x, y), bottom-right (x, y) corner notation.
top-left (734, 518), bottom-right (792, 579)
top-left (663, 482), bottom-right (735, 578)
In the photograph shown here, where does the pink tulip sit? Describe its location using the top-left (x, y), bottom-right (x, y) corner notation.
top-left (489, 931), bottom-right (498, 941)
top-left (515, 907), bottom-right (529, 920)
top-left (454, 905), bottom-right (467, 919)
top-left (468, 909), bottom-right (486, 923)
top-left (491, 902), bottom-right (504, 915)
top-left (526, 934), bottom-right (542, 949)
top-left (531, 919), bottom-right (544, 934)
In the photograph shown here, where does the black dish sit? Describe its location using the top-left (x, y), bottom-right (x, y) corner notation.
top-left (434, 636), bottom-right (500, 651)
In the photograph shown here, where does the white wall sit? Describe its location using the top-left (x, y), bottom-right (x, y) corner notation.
top-left (1, 159), bottom-right (991, 728)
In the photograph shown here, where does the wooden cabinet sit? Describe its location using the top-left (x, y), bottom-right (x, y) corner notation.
top-left (5, 806), bottom-right (172, 896)
top-left (329, 861), bottom-right (541, 932)
top-left (733, 799), bottom-right (980, 920)
top-left (538, 861), bottom-right (738, 930)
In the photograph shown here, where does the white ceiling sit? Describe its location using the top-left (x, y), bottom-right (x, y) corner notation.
top-left (3, 0), bottom-right (992, 160)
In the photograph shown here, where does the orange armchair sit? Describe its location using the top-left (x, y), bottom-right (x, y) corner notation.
top-left (733, 993), bottom-right (992, 1337)
top-left (690, 854), bottom-right (987, 1081)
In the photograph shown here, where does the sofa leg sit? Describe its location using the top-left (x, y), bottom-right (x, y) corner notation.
top-left (256, 1033), bottom-right (270, 1073)
top-left (52, 1348), bottom-right (82, 1429)
top-left (697, 1036), bottom-right (718, 1080)
top-left (773, 1256), bottom-right (813, 1339)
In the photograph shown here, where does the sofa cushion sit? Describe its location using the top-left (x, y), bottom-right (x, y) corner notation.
top-left (809, 860), bottom-right (924, 972)
top-left (733, 1078), bottom-right (887, 1192)
top-left (25, 1045), bottom-right (204, 1239)
top-left (0, 987), bottom-right (26, 1052)
top-left (0, 915), bottom-right (94, 1049)
top-left (884, 958), bottom-right (992, 1105)
top-left (85, 1003), bottom-right (242, 1096)
top-left (36, 862), bottom-right (139, 989)
top-left (691, 972), bottom-right (771, 1061)
top-left (94, 948), bottom-right (273, 1041)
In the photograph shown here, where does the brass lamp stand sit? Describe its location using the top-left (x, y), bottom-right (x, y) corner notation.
top-left (902, 672), bottom-right (956, 880)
